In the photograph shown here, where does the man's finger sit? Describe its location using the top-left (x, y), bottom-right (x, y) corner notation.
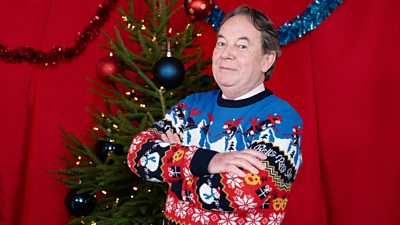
top-left (243, 149), bottom-right (267, 160)
top-left (161, 133), bottom-right (170, 143)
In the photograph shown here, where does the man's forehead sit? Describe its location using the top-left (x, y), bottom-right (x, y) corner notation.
top-left (218, 15), bottom-right (260, 37)
top-left (217, 33), bottom-right (250, 42)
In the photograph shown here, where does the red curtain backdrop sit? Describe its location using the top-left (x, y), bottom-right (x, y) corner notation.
top-left (1, 0), bottom-right (399, 225)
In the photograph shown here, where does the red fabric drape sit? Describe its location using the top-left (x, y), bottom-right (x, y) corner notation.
top-left (1, 0), bottom-right (399, 225)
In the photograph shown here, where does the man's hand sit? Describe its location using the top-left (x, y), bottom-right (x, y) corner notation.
top-left (208, 150), bottom-right (267, 177)
top-left (160, 130), bottom-right (181, 144)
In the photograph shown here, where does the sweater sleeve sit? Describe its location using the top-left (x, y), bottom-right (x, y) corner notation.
top-left (127, 99), bottom-right (219, 183)
top-left (181, 112), bottom-right (303, 215)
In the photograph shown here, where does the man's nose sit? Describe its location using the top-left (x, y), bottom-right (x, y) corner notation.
top-left (221, 45), bottom-right (235, 59)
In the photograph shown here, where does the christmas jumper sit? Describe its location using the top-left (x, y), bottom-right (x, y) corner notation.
top-left (127, 89), bottom-right (303, 225)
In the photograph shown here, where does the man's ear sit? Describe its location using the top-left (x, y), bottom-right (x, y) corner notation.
top-left (261, 52), bottom-right (276, 73)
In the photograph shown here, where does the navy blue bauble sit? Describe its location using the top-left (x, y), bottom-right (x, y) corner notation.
top-left (64, 190), bottom-right (96, 217)
top-left (152, 56), bottom-right (185, 89)
top-left (94, 140), bottom-right (124, 162)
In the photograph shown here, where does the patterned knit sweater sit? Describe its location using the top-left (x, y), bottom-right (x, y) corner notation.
top-left (127, 89), bottom-right (302, 225)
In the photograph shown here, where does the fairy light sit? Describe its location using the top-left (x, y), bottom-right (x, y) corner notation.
top-left (141, 19), bottom-right (146, 30)
top-left (115, 198), bottom-right (120, 204)
top-left (147, 189), bottom-right (152, 193)
top-left (93, 126), bottom-right (99, 131)
top-left (112, 124), bottom-right (118, 129)
top-left (102, 190), bottom-right (107, 195)
top-left (76, 161), bottom-right (80, 166)
top-left (140, 104), bottom-right (146, 108)
top-left (122, 16), bottom-right (128, 21)
top-left (133, 186), bottom-right (138, 191)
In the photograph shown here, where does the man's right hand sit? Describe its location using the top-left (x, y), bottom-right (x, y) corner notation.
top-left (208, 149), bottom-right (267, 177)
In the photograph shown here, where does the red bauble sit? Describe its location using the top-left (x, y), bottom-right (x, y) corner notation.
top-left (184, 0), bottom-right (214, 21)
top-left (96, 56), bottom-right (121, 84)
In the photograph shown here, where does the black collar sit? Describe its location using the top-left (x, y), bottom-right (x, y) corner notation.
top-left (217, 89), bottom-right (273, 108)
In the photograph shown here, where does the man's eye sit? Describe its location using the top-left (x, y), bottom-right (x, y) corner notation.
top-left (239, 45), bottom-right (248, 49)
top-left (216, 42), bottom-right (225, 47)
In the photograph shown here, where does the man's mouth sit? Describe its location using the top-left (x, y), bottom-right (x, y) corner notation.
top-left (220, 66), bottom-right (237, 71)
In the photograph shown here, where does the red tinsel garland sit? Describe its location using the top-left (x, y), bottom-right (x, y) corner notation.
top-left (0, 0), bottom-right (119, 66)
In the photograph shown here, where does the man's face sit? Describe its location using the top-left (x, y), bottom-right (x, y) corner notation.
top-left (212, 15), bottom-right (274, 99)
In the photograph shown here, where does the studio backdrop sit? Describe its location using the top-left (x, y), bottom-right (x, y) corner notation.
top-left (0, 0), bottom-right (399, 225)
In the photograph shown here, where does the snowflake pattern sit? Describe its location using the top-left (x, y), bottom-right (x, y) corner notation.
top-left (192, 208), bottom-right (211, 224)
top-left (245, 213), bottom-right (263, 225)
top-left (165, 196), bottom-right (174, 213)
top-left (183, 167), bottom-right (192, 180)
top-left (175, 201), bottom-right (189, 219)
top-left (185, 146), bottom-right (197, 160)
top-left (235, 195), bottom-right (258, 211)
top-left (225, 173), bottom-right (243, 189)
top-left (267, 212), bottom-right (284, 225)
top-left (218, 212), bottom-right (238, 225)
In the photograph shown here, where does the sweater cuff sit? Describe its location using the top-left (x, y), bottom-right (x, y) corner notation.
top-left (190, 148), bottom-right (219, 176)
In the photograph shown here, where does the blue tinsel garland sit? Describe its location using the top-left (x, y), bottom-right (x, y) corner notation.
top-left (205, 0), bottom-right (344, 46)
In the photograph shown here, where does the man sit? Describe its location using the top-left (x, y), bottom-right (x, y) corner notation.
top-left (127, 5), bottom-right (302, 225)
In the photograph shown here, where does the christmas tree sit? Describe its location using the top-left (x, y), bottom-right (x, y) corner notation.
top-left (53, 0), bottom-right (214, 224)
